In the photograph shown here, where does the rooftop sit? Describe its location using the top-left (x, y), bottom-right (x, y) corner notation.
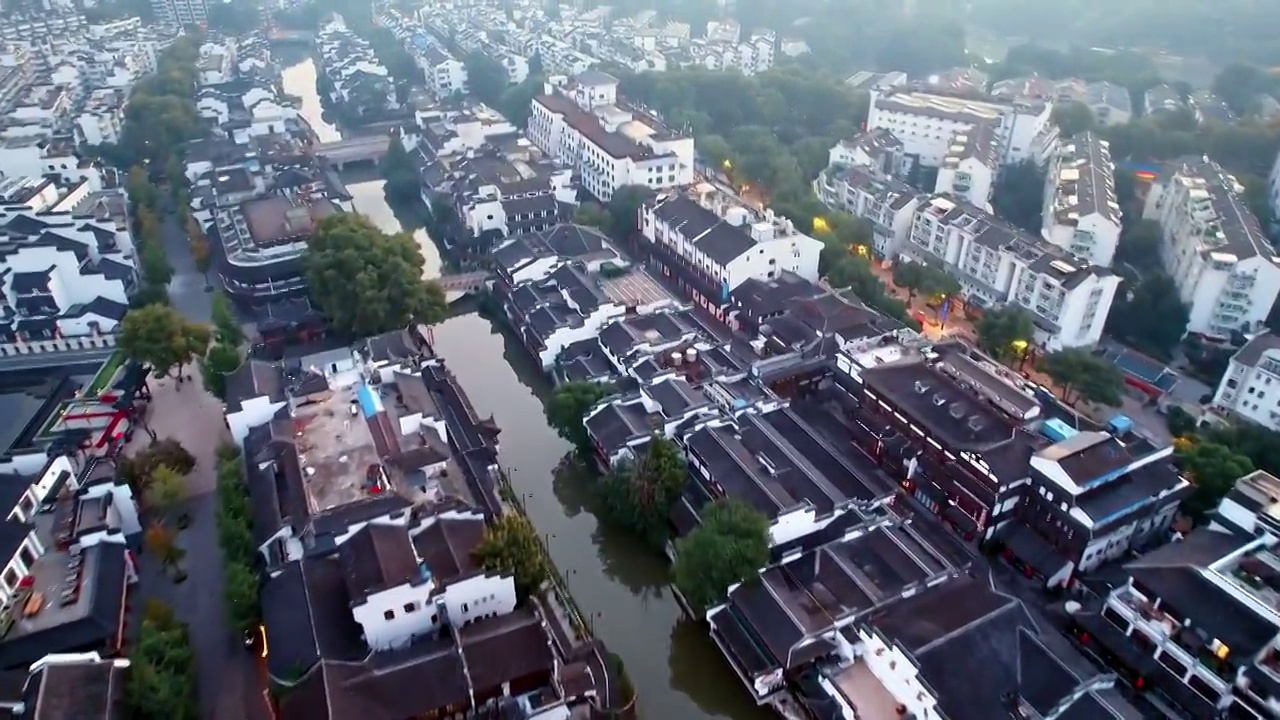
top-left (241, 195), bottom-right (339, 247)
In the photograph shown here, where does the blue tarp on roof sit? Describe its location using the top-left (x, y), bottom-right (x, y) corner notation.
top-left (1100, 347), bottom-right (1178, 392)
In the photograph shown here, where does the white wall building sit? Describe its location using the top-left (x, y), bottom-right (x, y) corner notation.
top-left (1041, 132), bottom-right (1122, 267)
top-left (903, 195), bottom-right (1120, 349)
top-left (813, 165), bottom-right (920, 258)
top-left (1211, 333), bottom-right (1280, 431)
top-left (933, 124), bottom-right (998, 210)
top-left (639, 190), bottom-right (822, 321)
top-left (527, 71), bottom-right (694, 202)
top-left (867, 88), bottom-right (1057, 168)
top-left (1143, 160), bottom-right (1280, 339)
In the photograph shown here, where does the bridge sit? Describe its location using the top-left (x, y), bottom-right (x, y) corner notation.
top-left (314, 135), bottom-right (392, 169)
top-left (435, 271), bottom-right (493, 293)
top-left (266, 29), bottom-right (314, 43)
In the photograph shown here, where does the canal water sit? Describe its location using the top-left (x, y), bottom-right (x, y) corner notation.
top-left (281, 55), bottom-right (771, 720)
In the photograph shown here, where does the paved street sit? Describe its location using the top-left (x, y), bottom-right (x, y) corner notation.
top-left (125, 372), bottom-right (271, 720)
top-left (0, 347), bottom-right (116, 372)
top-left (160, 212), bottom-right (215, 322)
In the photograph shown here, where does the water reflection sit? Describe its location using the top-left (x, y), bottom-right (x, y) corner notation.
top-left (280, 55), bottom-right (341, 143)
top-left (670, 618), bottom-right (776, 720)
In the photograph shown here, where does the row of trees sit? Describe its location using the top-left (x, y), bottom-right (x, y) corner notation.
top-left (94, 36), bottom-right (201, 171)
top-left (380, 134), bottom-right (424, 209)
top-left (216, 444), bottom-right (262, 635)
top-left (118, 304), bottom-right (211, 383)
top-left (127, 600), bottom-right (198, 719)
top-left (472, 513), bottom-right (552, 600)
top-left (200, 294), bottom-right (245, 401)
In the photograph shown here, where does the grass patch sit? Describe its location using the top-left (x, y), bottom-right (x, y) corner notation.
top-left (86, 350), bottom-right (125, 395)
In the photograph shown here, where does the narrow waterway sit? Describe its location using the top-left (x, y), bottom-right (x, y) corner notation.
top-left (280, 53), bottom-right (771, 720)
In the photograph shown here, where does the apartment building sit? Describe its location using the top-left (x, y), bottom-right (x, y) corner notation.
top-left (151, 0), bottom-right (209, 26)
top-left (73, 88), bottom-right (126, 147)
top-left (527, 71), bottom-right (694, 201)
top-left (1144, 83), bottom-right (1186, 117)
top-left (867, 88), bottom-right (1057, 168)
top-left (813, 164), bottom-right (920, 258)
top-left (1041, 132), bottom-right (1122, 267)
top-left (1143, 159), bottom-right (1280, 339)
top-left (1211, 333), bottom-right (1280, 431)
top-left (933, 122), bottom-right (999, 209)
top-left (904, 195), bottom-right (1120, 349)
top-left (639, 188), bottom-right (823, 322)
top-left (825, 128), bottom-right (906, 178)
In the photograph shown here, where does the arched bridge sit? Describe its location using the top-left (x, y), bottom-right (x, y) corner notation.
top-left (314, 135), bottom-right (392, 169)
top-left (435, 271), bottom-right (493, 293)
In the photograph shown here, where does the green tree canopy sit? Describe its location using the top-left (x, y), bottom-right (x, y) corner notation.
top-left (1114, 219), bottom-right (1164, 272)
top-left (305, 214), bottom-right (447, 337)
top-left (992, 161), bottom-right (1045, 234)
top-left (605, 185), bottom-right (652, 238)
top-left (975, 306), bottom-right (1036, 362)
top-left (673, 499), bottom-right (771, 614)
top-left (464, 50), bottom-right (510, 106)
top-left (1037, 349), bottom-right (1125, 407)
top-left (119, 304), bottom-right (211, 378)
top-left (599, 436), bottom-right (687, 548)
top-left (572, 202), bottom-right (612, 233)
top-left (1052, 101), bottom-right (1096, 138)
top-left (545, 381), bottom-right (609, 452)
top-left (379, 133), bottom-right (423, 206)
top-left (472, 513), bottom-right (551, 599)
top-left (499, 76), bottom-right (545, 128)
top-left (1178, 439), bottom-right (1254, 521)
top-left (210, 292), bottom-right (243, 347)
top-left (1105, 273), bottom-right (1189, 360)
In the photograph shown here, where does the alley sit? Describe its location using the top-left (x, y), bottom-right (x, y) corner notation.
top-left (127, 372), bottom-right (271, 720)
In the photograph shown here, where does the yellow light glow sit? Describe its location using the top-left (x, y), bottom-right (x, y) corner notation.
top-left (1010, 339), bottom-right (1029, 352)
top-left (258, 624), bottom-right (268, 659)
top-left (722, 159), bottom-right (732, 170)
top-left (812, 217), bottom-right (830, 233)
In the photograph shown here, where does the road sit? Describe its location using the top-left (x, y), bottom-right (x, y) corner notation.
top-left (127, 373), bottom-right (272, 720)
top-left (146, 206), bottom-right (267, 719)
top-left (0, 346), bottom-right (116, 372)
top-left (161, 211), bottom-right (215, 322)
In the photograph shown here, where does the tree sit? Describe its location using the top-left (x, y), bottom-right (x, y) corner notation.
top-left (1114, 219), bottom-right (1163, 271)
top-left (472, 513), bottom-right (551, 599)
top-left (144, 464), bottom-right (187, 518)
top-left (119, 304), bottom-right (211, 378)
top-left (1106, 273), bottom-right (1189, 360)
top-left (210, 292), bottom-right (243, 347)
top-left (975, 306), bottom-right (1036, 362)
top-left (672, 499), bottom-right (771, 614)
top-left (545, 381), bottom-right (608, 453)
top-left (499, 76), bottom-right (545, 128)
top-left (223, 560), bottom-right (261, 634)
top-left (1052, 101), bottom-right (1095, 137)
top-left (464, 50), bottom-right (509, 106)
top-left (145, 522), bottom-right (186, 573)
top-left (528, 51), bottom-right (544, 77)
top-left (572, 202), bottom-right (612, 232)
top-left (1212, 63), bottom-right (1273, 117)
top-left (186, 216), bottom-right (211, 274)
top-left (380, 133), bottom-right (423, 207)
top-left (992, 161), bottom-right (1045, 233)
top-left (305, 214), bottom-right (447, 337)
top-left (1166, 406), bottom-right (1197, 438)
top-left (599, 436), bottom-right (687, 548)
top-left (201, 342), bottom-right (243, 401)
top-left (605, 185), bottom-right (651, 238)
top-left (1178, 439), bottom-right (1254, 520)
top-left (698, 134), bottom-right (735, 170)
top-left (1037, 349), bottom-right (1125, 407)
top-left (127, 165), bottom-right (157, 211)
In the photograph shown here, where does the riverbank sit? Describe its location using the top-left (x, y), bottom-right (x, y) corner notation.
top-left (279, 52), bottom-right (772, 719)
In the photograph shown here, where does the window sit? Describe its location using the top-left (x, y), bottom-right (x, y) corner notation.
top-left (462, 602), bottom-right (469, 613)
top-left (1101, 604), bottom-right (1128, 629)
top-left (1157, 650), bottom-right (1185, 677)
top-left (430, 613), bottom-right (439, 624)
top-left (383, 609), bottom-right (395, 620)
top-left (403, 602), bottom-right (417, 613)
top-left (18, 545), bottom-right (34, 568)
top-left (1187, 675), bottom-right (1220, 703)
top-left (1, 568), bottom-right (16, 590)
top-left (1129, 630), bottom-right (1156, 655)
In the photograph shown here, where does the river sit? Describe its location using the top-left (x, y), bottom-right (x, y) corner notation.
top-left (280, 54), bottom-right (770, 720)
